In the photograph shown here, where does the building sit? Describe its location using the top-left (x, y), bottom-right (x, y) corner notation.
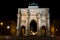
top-left (50, 20), bottom-right (60, 36)
top-left (16, 2), bottom-right (50, 36)
top-left (0, 20), bottom-right (17, 35)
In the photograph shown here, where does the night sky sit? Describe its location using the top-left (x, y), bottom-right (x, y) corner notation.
top-left (0, 0), bottom-right (59, 21)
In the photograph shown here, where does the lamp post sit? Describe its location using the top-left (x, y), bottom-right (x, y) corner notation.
top-left (7, 26), bottom-right (10, 35)
top-left (0, 22), bottom-right (3, 35)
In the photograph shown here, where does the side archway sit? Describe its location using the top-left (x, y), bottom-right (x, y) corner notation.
top-left (21, 25), bottom-right (25, 36)
top-left (40, 26), bottom-right (46, 36)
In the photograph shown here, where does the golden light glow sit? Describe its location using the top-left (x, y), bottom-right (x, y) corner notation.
top-left (7, 26), bottom-right (10, 29)
top-left (50, 26), bottom-right (55, 37)
top-left (0, 22), bottom-right (3, 25)
top-left (51, 27), bottom-right (54, 33)
top-left (56, 29), bottom-right (58, 31)
top-left (32, 32), bottom-right (36, 35)
top-left (22, 29), bottom-right (24, 34)
top-left (42, 30), bottom-right (45, 32)
top-left (30, 31), bottom-right (37, 35)
top-left (35, 32), bottom-right (37, 34)
top-left (12, 29), bottom-right (15, 32)
top-left (51, 26), bottom-right (55, 35)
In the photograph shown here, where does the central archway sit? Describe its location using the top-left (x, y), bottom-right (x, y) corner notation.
top-left (30, 20), bottom-right (37, 35)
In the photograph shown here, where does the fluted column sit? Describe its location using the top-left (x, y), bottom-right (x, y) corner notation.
top-left (25, 9), bottom-right (30, 36)
top-left (45, 9), bottom-right (50, 36)
top-left (47, 13), bottom-right (50, 36)
top-left (28, 9), bottom-right (30, 36)
top-left (36, 13), bottom-right (40, 36)
top-left (16, 9), bottom-right (21, 36)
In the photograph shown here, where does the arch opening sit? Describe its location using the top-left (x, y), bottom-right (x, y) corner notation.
top-left (30, 20), bottom-right (37, 35)
top-left (21, 25), bottom-right (25, 36)
top-left (41, 26), bottom-right (46, 36)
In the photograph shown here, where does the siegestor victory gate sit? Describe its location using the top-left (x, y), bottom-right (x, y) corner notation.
top-left (16, 2), bottom-right (50, 36)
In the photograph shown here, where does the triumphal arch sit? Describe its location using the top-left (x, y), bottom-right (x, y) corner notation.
top-left (16, 3), bottom-right (50, 36)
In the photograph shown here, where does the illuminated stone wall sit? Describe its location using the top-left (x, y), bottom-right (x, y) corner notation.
top-left (16, 5), bottom-right (50, 36)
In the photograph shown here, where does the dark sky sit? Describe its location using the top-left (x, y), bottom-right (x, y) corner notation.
top-left (0, 0), bottom-right (59, 21)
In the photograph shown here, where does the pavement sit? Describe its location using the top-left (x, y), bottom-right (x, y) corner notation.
top-left (0, 35), bottom-right (60, 40)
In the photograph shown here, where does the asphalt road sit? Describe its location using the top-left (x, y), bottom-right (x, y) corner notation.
top-left (0, 35), bottom-right (59, 40)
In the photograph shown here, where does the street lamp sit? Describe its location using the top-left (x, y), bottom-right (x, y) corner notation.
top-left (0, 22), bottom-right (3, 34)
top-left (7, 26), bottom-right (10, 29)
top-left (0, 22), bottom-right (3, 26)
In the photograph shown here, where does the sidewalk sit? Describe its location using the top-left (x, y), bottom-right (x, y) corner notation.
top-left (55, 36), bottom-right (60, 40)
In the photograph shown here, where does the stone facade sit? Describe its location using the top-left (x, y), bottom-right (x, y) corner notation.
top-left (16, 3), bottom-right (50, 36)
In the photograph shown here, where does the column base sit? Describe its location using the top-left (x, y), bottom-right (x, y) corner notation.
top-left (25, 30), bottom-right (28, 36)
top-left (37, 30), bottom-right (41, 36)
top-left (16, 31), bottom-right (20, 36)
